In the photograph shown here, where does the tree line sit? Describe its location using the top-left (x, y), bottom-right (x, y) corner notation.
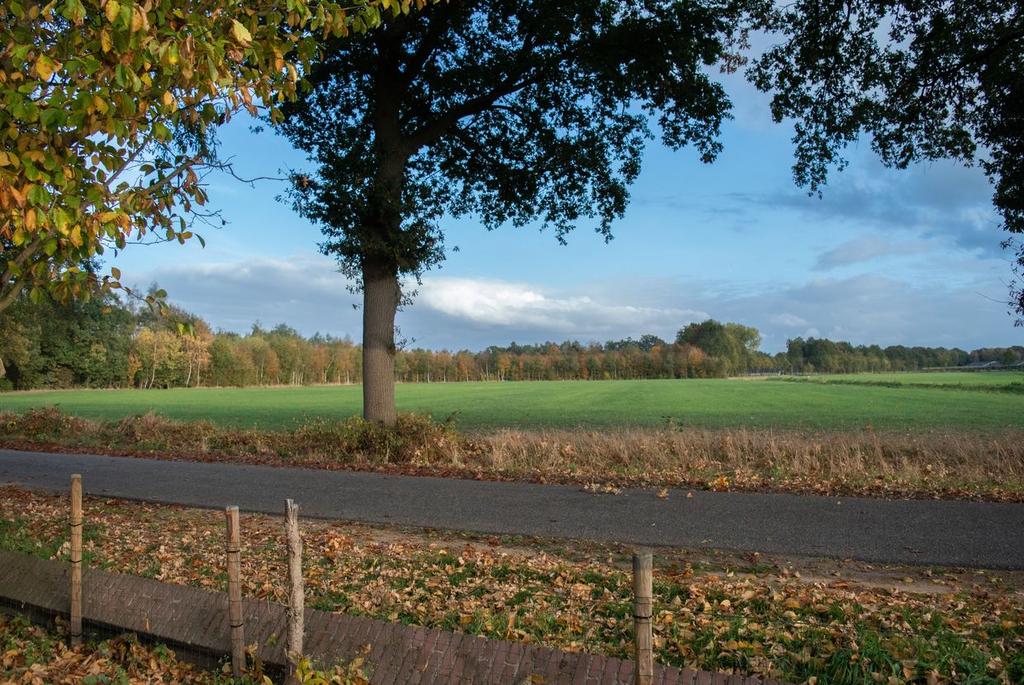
top-left (1, 295), bottom-right (1020, 391)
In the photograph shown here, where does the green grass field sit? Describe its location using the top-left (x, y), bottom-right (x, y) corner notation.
top-left (2, 375), bottom-right (1022, 432)
top-left (778, 370), bottom-right (1024, 388)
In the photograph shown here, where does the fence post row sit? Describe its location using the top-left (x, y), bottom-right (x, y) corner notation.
top-left (69, 489), bottom-right (654, 683)
top-left (69, 474), bottom-right (83, 648)
top-left (633, 549), bottom-right (654, 685)
top-left (225, 506), bottom-right (245, 677)
top-left (285, 499), bottom-right (305, 684)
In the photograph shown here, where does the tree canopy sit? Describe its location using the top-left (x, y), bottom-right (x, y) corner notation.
top-left (0, 0), bottom-right (421, 315)
top-left (746, 0), bottom-right (1024, 318)
top-left (277, 0), bottom-right (745, 423)
top-left (677, 320), bottom-right (762, 375)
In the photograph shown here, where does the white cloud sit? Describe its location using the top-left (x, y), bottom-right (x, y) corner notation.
top-left (140, 255), bottom-right (1020, 353)
top-left (758, 157), bottom-right (1002, 254)
top-left (144, 254), bottom-right (362, 335)
top-left (769, 313), bottom-right (810, 328)
top-left (814, 235), bottom-right (932, 270)
top-left (415, 277), bottom-right (707, 341)
top-left (710, 274), bottom-right (1017, 351)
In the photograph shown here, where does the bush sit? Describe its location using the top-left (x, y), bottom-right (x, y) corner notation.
top-left (1, 406), bottom-right (90, 438)
top-left (293, 413), bottom-right (465, 465)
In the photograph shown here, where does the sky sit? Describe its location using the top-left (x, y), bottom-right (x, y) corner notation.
top-left (110, 69), bottom-right (1023, 354)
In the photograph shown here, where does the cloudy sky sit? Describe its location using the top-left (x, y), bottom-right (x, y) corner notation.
top-left (111, 69), bottom-right (1022, 353)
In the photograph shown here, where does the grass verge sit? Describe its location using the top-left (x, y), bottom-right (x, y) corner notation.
top-left (1, 486), bottom-right (1022, 685)
top-left (2, 407), bottom-right (1023, 501)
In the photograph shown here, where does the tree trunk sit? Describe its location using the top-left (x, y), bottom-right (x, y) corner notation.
top-left (362, 259), bottom-right (401, 426)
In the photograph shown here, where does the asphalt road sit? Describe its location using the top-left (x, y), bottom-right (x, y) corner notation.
top-left (1, 448), bottom-right (1022, 569)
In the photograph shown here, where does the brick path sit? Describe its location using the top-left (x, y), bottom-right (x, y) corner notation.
top-left (0, 551), bottom-right (781, 685)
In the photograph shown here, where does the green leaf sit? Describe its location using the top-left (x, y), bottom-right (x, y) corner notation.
top-left (61, 0), bottom-right (87, 24)
top-left (231, 19), bottom-right (253, 46)
top-left (40, 107), bottom-right (66, 130)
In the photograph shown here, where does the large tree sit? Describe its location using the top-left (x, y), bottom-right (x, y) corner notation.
top-left (277, 0), bottom-right (743, 424)
top-left (746, 0), bottom-right (1024, 319)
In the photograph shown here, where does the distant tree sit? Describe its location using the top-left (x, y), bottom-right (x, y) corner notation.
top-left (207, 334), bottom-right (255, 387)
top-left (180, 320), bottom-right (213, 387)
top-left (276, 0), bottom-right (744, 424)
top-left (638, 335), bottom-right (668, 352)
top-left (677, 320), bottom-right (740, 372)
top-left (131, 327), bottom-right (182, 388)
top-left (747, 0), bottom-right (1024, 320)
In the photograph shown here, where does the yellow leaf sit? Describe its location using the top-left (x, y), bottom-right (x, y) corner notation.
top-left (162, 91), bottom-right (174, 107)
top-left (104, 0), bottom-right (120, 23)
top-left (0, 151), bottom-right (9, 167)
top-left (100, 30), bottom-right (112, 52)
top-left (131, 7), bottom-right (146, 32)
top-left (34, 56), bottom-right (55, 81)
top-left (231, 19), bottom-right (252, 46)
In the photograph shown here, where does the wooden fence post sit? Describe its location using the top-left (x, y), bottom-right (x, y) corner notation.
top-left (285, 499), bottom-right (305, 684)
top-left (69, 474), bottom-right (83, 648)
top-left (633, 549), bottom-right (654, 685)
top-left (225, 506), bottom-right (245, 677)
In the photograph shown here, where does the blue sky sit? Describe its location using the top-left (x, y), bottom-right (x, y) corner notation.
top-left (112, 71), bottom-right (1022, 353)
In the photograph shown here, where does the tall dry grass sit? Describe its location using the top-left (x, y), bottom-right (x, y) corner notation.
top-left (2, 407), bottom-right (1022, 500)
top-left (476, 426), bottom-right (1024, 496)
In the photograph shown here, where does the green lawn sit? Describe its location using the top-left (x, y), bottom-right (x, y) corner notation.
top-left (2, 377), bottom-right (1022, 432)
top-left (778, 370), bottom-right (1023, 388)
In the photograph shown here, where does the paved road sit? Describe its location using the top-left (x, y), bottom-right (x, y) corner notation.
top-left (1, 449), bottom-right (1022, 569)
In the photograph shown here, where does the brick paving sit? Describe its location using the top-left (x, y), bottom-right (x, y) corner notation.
top-left (0, 551), bottom-right (781, 685)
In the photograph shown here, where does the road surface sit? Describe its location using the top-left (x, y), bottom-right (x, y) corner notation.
top-left (1, 448), bottom-right (1021, 568)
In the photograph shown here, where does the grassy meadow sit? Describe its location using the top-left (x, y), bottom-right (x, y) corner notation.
top-left (1, 374), bottom-right (1022, 432)
top-left (779, 370), bottom-right (1024, 389)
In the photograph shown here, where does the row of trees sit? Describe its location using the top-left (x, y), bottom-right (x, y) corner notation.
top-left (2, 296), bottom-right (1020, 390)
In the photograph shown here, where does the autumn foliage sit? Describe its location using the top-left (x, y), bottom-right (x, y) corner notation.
top-left (0, 0), bottom-right (433, 313)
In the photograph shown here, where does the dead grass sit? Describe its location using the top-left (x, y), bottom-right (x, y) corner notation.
top-left (2, 407), bottom-right (1023, 501)
top-left (479, 426), bottom-right (1024, 499)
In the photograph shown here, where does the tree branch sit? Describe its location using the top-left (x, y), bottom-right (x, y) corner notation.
top-left (0, 239), bottom-right (43, 314)
top-left (403, 72), bottom-right (543, 152)
top-left (396, 3), bottom-right (455, 92)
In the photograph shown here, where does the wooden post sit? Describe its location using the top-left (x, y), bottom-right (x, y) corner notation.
top-left (225, 506), bottom-right (245, 677)
top-left (633, 550), bottom-right (654, 685)
top-left (69, 474), bottom-right (83, 648)
top-left (285, 499), bottom-right (305, 684)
